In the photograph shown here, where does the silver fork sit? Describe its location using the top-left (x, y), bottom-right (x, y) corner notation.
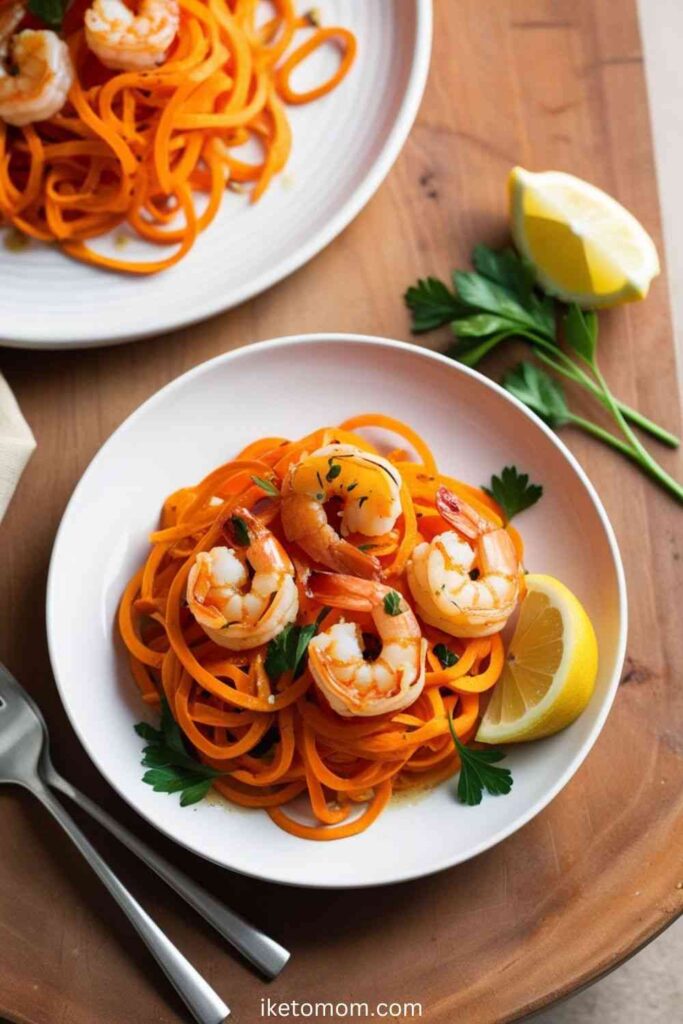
top-left (0, 663), bottom-right (236, 1024)
top-left (0, 662), bottom-right (289, 975)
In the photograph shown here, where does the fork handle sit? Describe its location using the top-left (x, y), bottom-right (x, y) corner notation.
top-left (46, 768), bottom-right (289, 977)
top-left (31, 782), bottom-right (229, 1024)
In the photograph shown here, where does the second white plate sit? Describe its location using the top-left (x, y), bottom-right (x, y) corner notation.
top-left (0, 1), bottom-right (432, 348)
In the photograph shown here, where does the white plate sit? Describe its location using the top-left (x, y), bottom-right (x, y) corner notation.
top-left (47, 335), bottom-right (627, 888)
top-left (0, 2), bottom-right (431, 349)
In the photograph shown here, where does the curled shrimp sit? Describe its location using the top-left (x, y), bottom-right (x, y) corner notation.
top-left (281, 443), bottom-right (402, 579)
top-left (186, 508), bottom-right (298, 651)
top-left (407, 487), bottom-right (520, 638)
top-left (85, 0), bottom-right (180, 71)
top-left (0, 4), bottom-right (73, 127)
top-left (307, 574), bottom-right (426, 718)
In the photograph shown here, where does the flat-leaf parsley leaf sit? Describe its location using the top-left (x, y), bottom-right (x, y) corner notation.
top-left (482, 465), bottom-right (543, 523)
top-left (135, 699), bottom-right (222, 806)
top-left (447, 714), bottom-right (513, 806)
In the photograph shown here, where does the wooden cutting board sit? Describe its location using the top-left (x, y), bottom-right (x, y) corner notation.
top-left (1, 2), bottom-right (681, 1022)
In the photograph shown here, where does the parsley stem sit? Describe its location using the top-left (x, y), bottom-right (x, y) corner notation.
top-left (531, 340), bottom-right (680, 448)
top-left (568, 413), bottom-right (640, 459)
top-left (591, 362), bottom-right (683, 504)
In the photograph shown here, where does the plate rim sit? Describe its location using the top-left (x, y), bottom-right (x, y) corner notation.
top-left (46, 333), bottom-right (628, 888)
top-left (1, 1), bottom-right (433, 350)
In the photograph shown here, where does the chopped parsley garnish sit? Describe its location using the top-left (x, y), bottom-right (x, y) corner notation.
top-left (231, 514), bottom-right (250, 546)
top-left (383, 591), bottom-right (402, 616)
top-left (433, 643), bottom-right (459, 668)
top-left (326, 463), bottom-right (342, 482)
top-left (250, 475), bottom-right (279, 497)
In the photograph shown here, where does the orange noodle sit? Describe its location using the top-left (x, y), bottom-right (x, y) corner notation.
top-left (119, 415), bottom-right (524, 839)
top-left (0, 0), bottom-right (356, 273)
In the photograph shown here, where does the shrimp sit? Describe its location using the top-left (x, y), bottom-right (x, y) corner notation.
top-left (0, 4), bottom-right (74, 127)
top-left (307, 574), bottom-right (426, 718)
top-left (406, 487), bottom-right (520, 638)
top-left (85, 0), bottom-right (180, 72)
top-left (280, 443), bottom-right (402, 579)
top-left (186, 508), bottom-right (298, 651)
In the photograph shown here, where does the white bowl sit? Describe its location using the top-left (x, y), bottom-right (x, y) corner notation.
top-left (47, 335), bottom-right (627, 887)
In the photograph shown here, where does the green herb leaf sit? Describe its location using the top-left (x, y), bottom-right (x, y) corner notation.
top-left (383, 591), bottom-right (402, 616)
top-left (231, 514), bottom-right (250, 546)
top-left (472, 244), bottom-right (535, 302)
top-left (326, 463), bottom-right (342, 482)
top-left (446, 333), bottom-right (509, 368)
top-left (433, 643), bottom-right (459, 668)
top-left (482, 463), bottom-right (543, 523)
top-left (447, 716), bottom-right (513, 806)
top-left (564, 303), bottom-right (598, 364)
top-left (250, 475), bottom-right (279, 497)
top-left (451, 313), bottom-right (521, 338)
top-left (180, 779), bottom-right (214, 806)
top-left (135, 700), bottom-right (221, 807)
top-left (134, 721), bottom-right (163, 744)
top-left (503, 361), bottom-right (571, 429)
top-left (404, 276), bottom-right (467, 332)
top-left (265, 608), bottom-right (329, 682)
top-left (453, 270), bottom-right (544, 333)
top-left (28, 0), bottom-right (67, 28)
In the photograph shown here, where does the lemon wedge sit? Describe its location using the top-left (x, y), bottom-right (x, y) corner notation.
top-left (509, 167), bottom-right (659, 308)
top-left (476, 574), bottom-right (598, 744)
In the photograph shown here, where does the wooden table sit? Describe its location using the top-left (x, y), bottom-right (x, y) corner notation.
top-left (1, 2), bottom-right (681, 1021)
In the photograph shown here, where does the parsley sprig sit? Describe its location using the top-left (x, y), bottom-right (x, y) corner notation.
top-left (483, 465), bottom-right (542, 523)
top-left (135, 700), bottom-right (223, 807)
top-left (447, 714), bottom-right (513, 806)
top-left (405, 245), bottom-right (682, 503)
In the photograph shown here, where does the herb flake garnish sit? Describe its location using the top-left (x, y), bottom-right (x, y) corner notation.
top-left (28, 0), bottom-right (67, 29)
top-left (447, 715), bottom-right (513, 806)
top-left (135, 700), bottom-right (222, 807)
top-left (482, 465), bottom-right (543, 523)
top-left (433, 643), bottom-right (459, 668)
top-left (231, 514), bottom-right (250, 546)
top-left (250, 475), bottom-right (279, 497)
top-left (383, 591), bottom-right (402, 616)
top-left (326, 463), bottom-right (342, 482)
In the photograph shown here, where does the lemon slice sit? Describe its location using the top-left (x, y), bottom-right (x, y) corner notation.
top-left (509, 167), bottom-right (659, 308)
top-left (476, 574), bottom-right (598, 744)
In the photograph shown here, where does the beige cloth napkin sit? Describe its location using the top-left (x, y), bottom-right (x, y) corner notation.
top-left (0, 374), bottom-right (36, 523)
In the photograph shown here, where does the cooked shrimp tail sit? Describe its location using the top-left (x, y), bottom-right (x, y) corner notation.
top-left (436, 486), bottom-right (487, 539)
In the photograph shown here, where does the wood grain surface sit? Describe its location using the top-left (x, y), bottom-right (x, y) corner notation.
top-left (1, 2), bottom-right (681, 1022)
